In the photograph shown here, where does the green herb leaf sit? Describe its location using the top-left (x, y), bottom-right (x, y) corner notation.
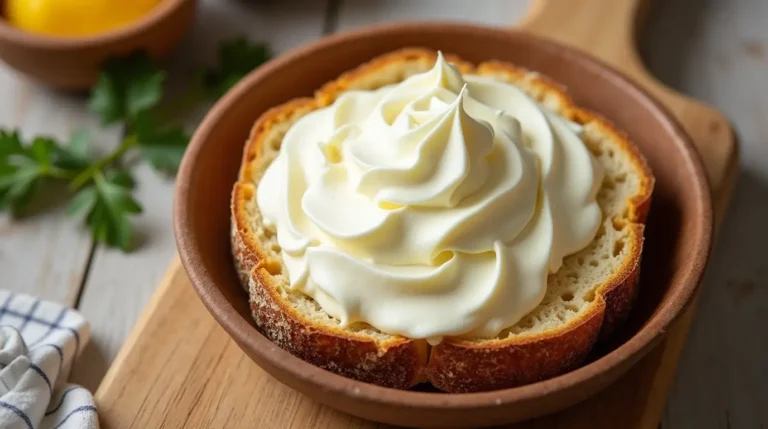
top-left (134, 113), bottom-right (190, 174)
top-left (70, 172), bottom-right (142, 251)
top-left (67, 184), bottom-right (98, 218)
top-left (0, 131), bottom-right (54, 215)
top-left (52, 130), bottom-right (93, 173)
top-left (30, 137), bottom-right (57, 165)
top-left (0, 129), bottom-right (95, 215)
top-left (105, 168), bottom-right (136, 189)
top-left (0, 160), bottom-right (41, 215)
top-left (0, 129), bottom-right (24, 158)
top-left (89, 52), bottom-right (166, 125)
top-left (203, 38), bottom-right (271, 97)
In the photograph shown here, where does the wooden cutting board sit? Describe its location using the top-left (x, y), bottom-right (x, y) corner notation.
top-left (94, 0), bottom-right (739, 427)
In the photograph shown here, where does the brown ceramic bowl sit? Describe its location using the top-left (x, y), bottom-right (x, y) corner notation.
top-left (174, 23), bottom-right (712, 428)
top-left (0, 0), bottom-right (196, 90)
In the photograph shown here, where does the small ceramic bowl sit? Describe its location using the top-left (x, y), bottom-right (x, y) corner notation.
top-left (0, 0), bottom-right (197, 90)
top-left (174, 23), bottom-right (713, 428)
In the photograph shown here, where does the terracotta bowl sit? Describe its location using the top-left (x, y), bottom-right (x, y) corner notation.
top-left (174, 23), bottom-right (712, 428)
top-left (0, 0), bottom-right (197, 90)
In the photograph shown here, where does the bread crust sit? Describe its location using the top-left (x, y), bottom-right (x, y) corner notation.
top-left (231, 48), bottom-right (654, 392)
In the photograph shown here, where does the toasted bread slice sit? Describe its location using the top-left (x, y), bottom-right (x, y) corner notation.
top-left (231, 49), bottom-right (654, 392)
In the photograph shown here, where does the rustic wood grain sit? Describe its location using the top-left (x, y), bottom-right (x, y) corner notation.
top-left (69, 0), bottom-right (332, 392)
top-left (94, 1), bottom-right (740, 428)
top-left (0, 66), bottom-right (122, 305)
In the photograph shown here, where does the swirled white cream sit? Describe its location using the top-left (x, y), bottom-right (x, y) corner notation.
top-left (257, 53), bottom-right (604, 344)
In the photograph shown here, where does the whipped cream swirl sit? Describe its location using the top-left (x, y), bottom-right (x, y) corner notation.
top-left (257, 53), bottom-right (603, 344)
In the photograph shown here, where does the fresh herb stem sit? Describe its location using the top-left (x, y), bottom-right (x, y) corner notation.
top-left (45, 166), bottom-right (76, 180)
top-left (93, 170), bottom-right (106, 187)
top-left (70, 134), bottom-right (138, 190)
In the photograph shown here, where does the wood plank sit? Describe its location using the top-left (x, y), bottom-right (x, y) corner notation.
top-left (639, 0), bottom-right (768, 427)
top-left (71, 0), bottom-right (331, 392)
top-left (0, 66), bottom-right (122, 305)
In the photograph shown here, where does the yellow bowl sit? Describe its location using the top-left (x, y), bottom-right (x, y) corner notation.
top-left (0, 0), bottom-right (197, 90)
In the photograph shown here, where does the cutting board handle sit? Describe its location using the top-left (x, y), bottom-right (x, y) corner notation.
top-left (519, 0), bottom-right (736, 203)
top-left (520, 0), bottom-right (650, 79)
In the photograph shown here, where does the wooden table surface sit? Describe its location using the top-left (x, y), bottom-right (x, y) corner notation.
top-left (0, 1), bottom-right (766, 428)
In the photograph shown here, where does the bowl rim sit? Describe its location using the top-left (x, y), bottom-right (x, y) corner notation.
top-left (175, 21), bottom-right (713, 409)
top-left (0, 0), bottom-right (192, 48)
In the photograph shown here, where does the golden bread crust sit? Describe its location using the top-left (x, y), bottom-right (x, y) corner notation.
top-left (231, 48), bottom-right (654, 392)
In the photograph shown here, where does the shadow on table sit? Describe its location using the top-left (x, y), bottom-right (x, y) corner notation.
top-left (71, 339), bottom-right (109, 393)
top-left (639, 0), bottom-right (712, 92)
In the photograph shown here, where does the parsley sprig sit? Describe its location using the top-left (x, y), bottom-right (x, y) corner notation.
top-left (0, 39), bottom-right (271, 251)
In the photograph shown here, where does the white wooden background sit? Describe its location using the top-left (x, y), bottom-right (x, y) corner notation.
top-left (0, 0), bottom-right (766, 427)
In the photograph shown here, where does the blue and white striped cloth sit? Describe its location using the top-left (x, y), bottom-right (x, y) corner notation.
top-left (0, 291), bottom-right (98, 429)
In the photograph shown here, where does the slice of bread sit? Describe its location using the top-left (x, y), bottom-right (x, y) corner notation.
top-left (231, 49), bottom-right (654, 393)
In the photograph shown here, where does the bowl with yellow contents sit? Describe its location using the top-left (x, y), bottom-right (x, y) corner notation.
top-left (0, 0), bottom-right (196, 89)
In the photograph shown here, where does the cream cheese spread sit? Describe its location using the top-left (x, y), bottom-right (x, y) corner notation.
top-left (257, 53), bottom-right (603, 344)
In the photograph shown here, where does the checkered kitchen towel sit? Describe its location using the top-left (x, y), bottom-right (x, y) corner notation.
top-left (0, 290), bottom-right (98, 429)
